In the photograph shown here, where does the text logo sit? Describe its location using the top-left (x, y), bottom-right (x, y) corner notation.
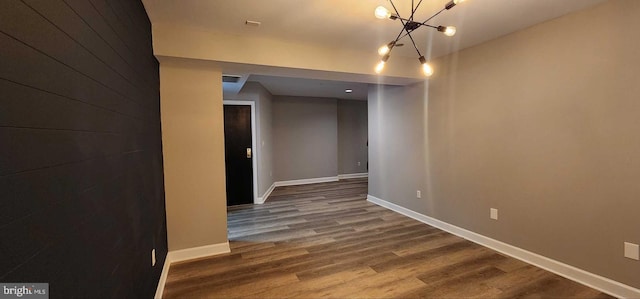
top-left (0, 284), bottom-right (48, 299)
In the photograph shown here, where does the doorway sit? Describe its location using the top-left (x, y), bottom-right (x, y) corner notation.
top-left (223, 101), bottom-right (258, 206)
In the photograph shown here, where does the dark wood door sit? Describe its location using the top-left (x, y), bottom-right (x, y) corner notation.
top-left (224, 105), bottom-right (254, 206)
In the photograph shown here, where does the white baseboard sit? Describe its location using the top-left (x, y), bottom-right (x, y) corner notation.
top-left (257, 182), bottom-right (276, 204)
top-left (257, 175), bottom-right (363, 204)
top-left (366, 195), bottom-right (640, 299)
top-left (154, 255), bottom-right (171, 299)
top-left (274, 176), bottom-right (339, 187)
top-left (154, 242), bottom-right (230, 299)
top-left (167, 242), bottom-right (230, 263)
top-left (338, 173), bottom-right (369, 180)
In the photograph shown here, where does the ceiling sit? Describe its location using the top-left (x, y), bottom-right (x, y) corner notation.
top-left (143, 0), bottom-right (607, 98)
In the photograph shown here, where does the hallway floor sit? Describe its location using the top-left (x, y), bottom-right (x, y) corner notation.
top-left (163, 178), bottom-right (612, 298)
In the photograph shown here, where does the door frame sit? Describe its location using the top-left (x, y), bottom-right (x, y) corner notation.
top-left (223, 100), bottom-right (258, 204)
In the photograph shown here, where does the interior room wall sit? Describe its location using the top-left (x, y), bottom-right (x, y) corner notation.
top-left (224, 82), bottom-right (274, 198)
top-left (0, 0), bottom-right (166, 297)
top-left (160, 59), bottom-right (227, 251)
top-left (272, 96), bottom-right (338, 181)
top-left (151, 23), bottom-right (424, 81)
top-left (226, 92), bottom-right (368, 189)
top-left (369, 0), bottom-right (640, 289)
top-left (368, 83), bottom-right (428, 212)
top-left (338, 99), bottom-right (369, 175)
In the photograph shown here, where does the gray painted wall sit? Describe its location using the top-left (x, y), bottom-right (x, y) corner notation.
top-left (273, 96), bottom-right (338, 181)
top-left (368, 0), bottom-right (640, 289)
top-left (338, 99), bottom-right (368, 175)
top-left (368, 83), bottom-right (427, 212)
top-left (225, 82), bottom-right (274, 198)
top-left (226, 87), bottom-right (368, 193)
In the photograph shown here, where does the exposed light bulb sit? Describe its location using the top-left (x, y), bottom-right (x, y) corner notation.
top-left (378, 45), bottom-right (390, 56)
top-left (374, 6), bottom-right (391, 19)
top-left (422, 63), bottom-right (434, 76)
top-left (375, 54), bottom-right (390, 74)
top-left (418, 56), bottom-right (434, 77)
top-left (444, 26), bottom-right (456, 37)
top-left (377, 41), bottom-right (395, 56)
top-left (445, 0), bottom-right (464, 10)
top-left (437, 26), bottom-right (457, 37)
top-left (375, 61), bottom-right (386, 74)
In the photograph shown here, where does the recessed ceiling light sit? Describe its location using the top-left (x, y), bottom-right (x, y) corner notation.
top-left (345, 89), bottom-right (353, 93)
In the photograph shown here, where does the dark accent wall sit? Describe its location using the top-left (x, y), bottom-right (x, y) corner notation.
top-left (0, 0), bottom-right (167, 298)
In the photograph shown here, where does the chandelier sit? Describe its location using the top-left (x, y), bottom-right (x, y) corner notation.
top-left (374, 0), bottom-right (465, 76)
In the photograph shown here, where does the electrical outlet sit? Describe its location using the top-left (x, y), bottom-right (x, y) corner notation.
top-left (416, 190), bottom-right (421, 198)
top-left (270, 171), bottom-right (272, 177)
top-left (152, 249), bottom-right (156, 266)
top-left (490, 208), bottom-right (498, 220)
top-left (624, 242), bottom-right (639, 260)
top-left (357, 161), bottom-right (361, 166)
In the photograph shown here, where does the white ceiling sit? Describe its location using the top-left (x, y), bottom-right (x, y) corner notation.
top-left (143, 0), bottom-right (607, 97)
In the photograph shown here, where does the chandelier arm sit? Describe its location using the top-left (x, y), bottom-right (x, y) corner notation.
top-left (395, 7), bottom-right (448, 42)
top-left (394, 16), bottom-right (413, 23)
top-left (383, 26), bottom-right (407, 57)
top-left (388, 0), bottom-right (416, 48)
top-left (420, 8), bottom-right (447, 26)
top-left (393, 7), bottom-right (447, 42)
top-left (412, 0), bottom-right (425, 18)
top-left (395, 23), bottom-right (438, 42)
top-left (409, 0), bottom-right (415, 22)
top-left (388, 0), bottom-right (404, 24)
top-left (393, 26), bottom-right (406, 44)
top-left (405, 30), bottom-right (423, 57)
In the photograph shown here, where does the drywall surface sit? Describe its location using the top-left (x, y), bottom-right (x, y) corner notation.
top-left (368, 83), bottom-right (428, 213)
top-left (273, 96), bottom-right (338, 181)
top-left (160, 60), bottom-right (227, 251)
top-left (338, 100), bottom-right (369, 175)
top-left (369, 0), bottom-right (640, 289)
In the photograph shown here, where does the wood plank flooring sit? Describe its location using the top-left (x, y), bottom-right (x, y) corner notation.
top-left (163, 179), bottom-right (613, 298)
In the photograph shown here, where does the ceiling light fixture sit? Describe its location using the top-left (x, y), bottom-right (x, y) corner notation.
top-left (345, 89), bottom-right (353, 93)
top-left (374, 0), bottom-right (465, 76)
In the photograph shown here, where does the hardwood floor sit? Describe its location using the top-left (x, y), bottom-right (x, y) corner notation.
top-left (163, 179), bottom-right (613, 298)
